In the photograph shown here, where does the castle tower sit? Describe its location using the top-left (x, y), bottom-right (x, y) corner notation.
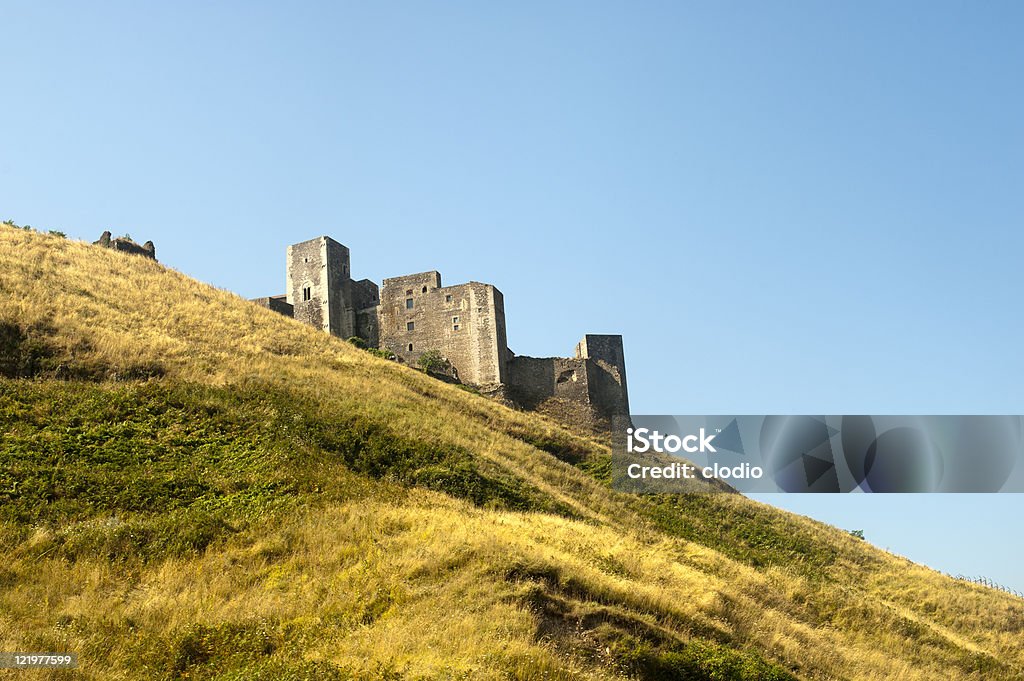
top-left (377, 272), bottom-right (509, 389)
top-left (286, 236), bottom-right (353, 338)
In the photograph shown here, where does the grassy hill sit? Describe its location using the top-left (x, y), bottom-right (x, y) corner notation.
top-left (1, 224), bottom-right (1022, 680)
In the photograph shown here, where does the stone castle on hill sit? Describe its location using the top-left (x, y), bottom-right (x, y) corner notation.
top-left (253, 236), bottom-right (629, 428)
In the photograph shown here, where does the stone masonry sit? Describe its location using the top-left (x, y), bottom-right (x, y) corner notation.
top-left (94, 231), bottom-right (157, 260)
top-left (254, 236), bottom-right (629, 429)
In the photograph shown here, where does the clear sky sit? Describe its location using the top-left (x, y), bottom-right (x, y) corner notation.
top-left (2, 2), bottom-right (1022, 591)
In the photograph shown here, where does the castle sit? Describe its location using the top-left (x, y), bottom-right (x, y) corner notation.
top-left (253, 236), bottom-right (629, 429)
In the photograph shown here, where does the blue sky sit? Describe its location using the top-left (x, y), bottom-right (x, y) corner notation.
top-left (2, 2), bottom-right (1022, 590)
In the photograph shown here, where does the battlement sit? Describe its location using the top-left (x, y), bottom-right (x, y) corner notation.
top-left (253, 236), bottom-right (629, 430)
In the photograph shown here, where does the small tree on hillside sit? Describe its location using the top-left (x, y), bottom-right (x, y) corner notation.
top-left (417, 350), bottom-right (449, 375)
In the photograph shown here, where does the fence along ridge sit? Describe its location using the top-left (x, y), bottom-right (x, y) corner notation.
top-left (951, 574), bottom-right (1023, 599)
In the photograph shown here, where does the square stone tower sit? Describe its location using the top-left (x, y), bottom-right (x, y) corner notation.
top-left (286, 236), bottom-right (353, 338)
top-left (377, 272), bottom-right (509, 390)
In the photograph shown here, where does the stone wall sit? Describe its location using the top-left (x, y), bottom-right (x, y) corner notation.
top-left (505, 355), bottom-right (590, 409)
top-left (355, 308), bottom-right (379, 347)
top-left (575, 334), bottom-right (630, 416)
top-left (349, 278), bottom-right (380, 312)
top-left (94, 231), bottom-right (157, 260)
top-left (252, 295), bottom-right (294, 317)
top-left (325, 239), bottom-right (352, 338)
top-left (505, 338), bottom-right (630, 429)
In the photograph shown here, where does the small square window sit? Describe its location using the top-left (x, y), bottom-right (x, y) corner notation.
top-left (452, 316), bottom-right (459, 324)
top-left (407, 321), bottom-right (415, 332)
top-left (406, 298), bottom-right (414, 309)
top-left (453, 324), bottom-right (460, 331)
top-left (445, 294), bottom-right (452, 303)
top-left (406, 289), bottom-right (413, 296)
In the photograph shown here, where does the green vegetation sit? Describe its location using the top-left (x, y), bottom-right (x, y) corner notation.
top-left (416, 349), bottom-right (449, 374)
top-left (347, 335), bottom-right (395, 360)
top-left (0, 380), bottom-right (567, 562)
top-left (1, 222), bottom-right (66, 237)
top-left (1, 224), bottom-right (1022, 680)
top-left (345, 336), bottom-right (368, 349)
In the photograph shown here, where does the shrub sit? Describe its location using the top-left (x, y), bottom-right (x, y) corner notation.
top-left (0, 321), bottom-right (57, 378)
top-left (346, 336), bottom-right (395, 360)
top-left (417, 350), bottom-right (448, 374)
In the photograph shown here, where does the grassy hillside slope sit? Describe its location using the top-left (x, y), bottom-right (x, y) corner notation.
top-left (1, 225), bottom-right (1022, 680)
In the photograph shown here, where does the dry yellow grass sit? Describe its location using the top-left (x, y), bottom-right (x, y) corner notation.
top-left (1, 225), bottom-right (1022, 680)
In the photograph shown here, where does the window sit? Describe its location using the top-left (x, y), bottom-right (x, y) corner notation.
top-left (408, 343), bottom-right (414, 352)
top-left (406, 289), bottom-right (413, 295)
top-left (453, 324), bottom-right (460, 331)
top-left (406, 298), bottom-right (414, 309)
top-left (407, 321), bottom-right (415, 332)
top-left (452, 316), bottom-right (460, 331)
top-left (302, 287), bottom-right (311, 301)
top-left (422, 285), bottom-right (427, 293)
top-left (445, 294), bottom-right (452, 303)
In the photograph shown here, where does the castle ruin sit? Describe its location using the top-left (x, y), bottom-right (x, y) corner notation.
top-left (254, 236), bottom-right (629, 429)
top-left (93, 231), bottom-right (157, 260)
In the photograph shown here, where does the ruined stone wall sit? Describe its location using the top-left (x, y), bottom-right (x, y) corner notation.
top-left (575, 334), bottom-right (630, 416)
top-left (505, 335), bottom-right (629, 428)
top-left (342, 278), bottom-right (380, 343)
top-left (251, 295), bottom-right (294, 317)
top-left (584, 358), bottom-right (629, 417)
top-left (355, 309), bottom-right (379, 347)
top-left (377, 272), bottom-right (507, 388)
top-left (349, 278), bottom-right (379, 312)
top-left (505, 356), bottom-right (590, 409)
top-left (94, 231), bottom-right (157, 260)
